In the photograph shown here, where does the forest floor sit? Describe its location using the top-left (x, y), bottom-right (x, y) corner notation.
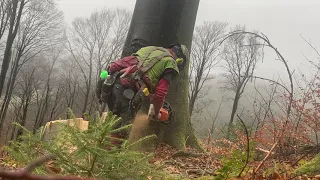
top-left (149, 143), bottom-right (319, 180)
top-left (0, 143), bottom-right (319, 179)
top-left (149, 143), bottom-right (220, 179)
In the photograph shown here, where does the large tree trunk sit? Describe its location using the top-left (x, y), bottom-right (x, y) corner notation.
top-left (122, 0), bottom-right (200, 150)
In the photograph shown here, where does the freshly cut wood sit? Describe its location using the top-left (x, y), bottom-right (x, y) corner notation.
top-left (43, 118), bottom-right (89, 141)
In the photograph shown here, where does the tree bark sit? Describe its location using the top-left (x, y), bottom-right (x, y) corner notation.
top-left (227, 91), bottom-right (240, 138)
top-left (0, 50), bottom-right (22, 131)
top-left (33, 58), bottom-right (57, 132)
top-left (0, 62), bottom-right (18, 129)
top-left (122, 0), bottom-right (201, 150)
top-left (0, 0), bottom-right (25, 97)
top-left (15, 68), bottom-right (35, 139)
top-left (0, 0), bottom-right (10, 41)
top-left (17, 90), bottom-right (31, 138)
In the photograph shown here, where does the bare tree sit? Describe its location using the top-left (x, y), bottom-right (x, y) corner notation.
top-left (47, 83), bottom-right (64, 122)
top-left (33, 49), bottom-right (62, 132)
top-left (250, 81), bottom-right (278, 137)
top-left (59, 59), bottom-right (80, 118)
top-left (188, 21), bottom-right (227, 116)
top-left (0, 0), bottom-right (26, 96)
top-left (96, 9), bottom-right (131, 73)
top-left (8, 50), bottom-right (63, 138)
top-left (205, 98), bottom-right (224, 145)
top-left (293, 35), bottom-right (320, 131)
top-left (221, 25), bottom-right (263, 138)
top-left (221, 30), bottom-right (294, 174)
top-left (11, 63), bottom-right (38, 140)
top-left (0, 0), bottom-right (64, 131)
top-left (67, 8), bottom-right (131, 115)
top-left (0, 0), bottom-right (10, 42)
top-left (90, 9), bottom-right (131, 113)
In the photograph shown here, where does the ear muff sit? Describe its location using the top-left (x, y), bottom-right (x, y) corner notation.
top-left (169, 43), bottom-right (189, 71)
top-left (176, 57), bottom-right (185, 71)
top-left (176, 58), bottom-right (183, 64)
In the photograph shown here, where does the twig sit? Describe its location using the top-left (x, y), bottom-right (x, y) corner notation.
top-left (255, 147), bottom-right (271, 154)
top-left (0, 154), bottom-right (98, 180)
top-left (171, 150), bottom-right (203, 158)
top-left (254, 141), bottom-right (278, 173)
top-left (292, 144), bottom-right (320, 166)
top-left (0, 171), bottom-right (96, 180)
top-left (206, 98), bottom-right (224, 146)
top-left (243, 75), bottom-right (290, 94)
top-left (300, 35), bottom-right (320, 57)
top-left (237, 114), bottom-right (250, 178)
top-left (23, 154), bottom-right (56, 172)
top-left (222, 30), bottom-right (294, 174)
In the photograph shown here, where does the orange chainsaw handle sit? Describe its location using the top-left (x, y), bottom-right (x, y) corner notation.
top-left (159, 107), bottom-right (169, 122)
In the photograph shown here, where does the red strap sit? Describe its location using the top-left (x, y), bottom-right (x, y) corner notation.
top-left (167, 49), bottom-right (178, 59)
top-left (108, 56), bottom-right (139, 73)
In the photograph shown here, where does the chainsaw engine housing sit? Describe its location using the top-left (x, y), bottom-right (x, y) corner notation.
top-left (161, 101), bottom-right (174, 124)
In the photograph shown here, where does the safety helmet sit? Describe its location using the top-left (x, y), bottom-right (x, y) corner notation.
top-left (169, 43), bottom-right (189, 71)
top-left (131, 38), bottom-right (148, 53)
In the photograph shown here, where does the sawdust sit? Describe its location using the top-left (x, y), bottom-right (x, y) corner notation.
top-left (128, 113), bottom-right (150, 143)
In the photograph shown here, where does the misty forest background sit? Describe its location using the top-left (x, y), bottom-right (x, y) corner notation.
top-left (1, 0), bottom-right (320, 155)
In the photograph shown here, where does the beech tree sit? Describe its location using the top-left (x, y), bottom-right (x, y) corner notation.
top-left (122, 0), bottom-right (201, 149)
top-left (221, 26), bottom-right (263, 138)
top-left (189, 21), bottom-right (227, 115)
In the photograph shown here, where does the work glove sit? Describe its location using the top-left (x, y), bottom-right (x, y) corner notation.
top-left (148, 104), bottom-right (161, 120)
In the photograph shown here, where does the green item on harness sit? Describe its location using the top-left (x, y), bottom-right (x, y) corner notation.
top-left (100, 70), bottom-right (108, 79)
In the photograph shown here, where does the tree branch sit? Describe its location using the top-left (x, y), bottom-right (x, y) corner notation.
top-left (0, 154), bottom-right (97, 180)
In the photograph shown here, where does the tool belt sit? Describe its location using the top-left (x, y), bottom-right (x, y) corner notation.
top-left (101, 70), bottom-right (147, 115)
top-left (100, 71), bottom-right (120, 102)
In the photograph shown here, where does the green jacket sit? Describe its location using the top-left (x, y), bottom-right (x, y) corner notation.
top-left (134, 46), bottom-right (179, 92)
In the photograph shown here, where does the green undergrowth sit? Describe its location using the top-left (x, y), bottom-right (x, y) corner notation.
top-left (214, 141), bottom-right (256, 180)
top-left (296, 152), bottom-right (320, 176)
top-left (3, 109), bottom-right (169, 180)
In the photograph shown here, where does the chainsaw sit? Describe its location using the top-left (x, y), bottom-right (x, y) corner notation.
top-left (148, 101), bottom-right (174, 124)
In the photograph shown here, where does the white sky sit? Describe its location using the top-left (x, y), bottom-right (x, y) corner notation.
top-left (57, 0), bottom-right (320, 80)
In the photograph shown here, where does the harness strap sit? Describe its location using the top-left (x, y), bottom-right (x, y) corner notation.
top-left (140, 51), bottom-right (172, 74)
top-left (136, 47), bottom-right (173, 77)
top-left (136, 47), bottom-right (158, 69)
top-left (120, 47), bottom-right (174, 91)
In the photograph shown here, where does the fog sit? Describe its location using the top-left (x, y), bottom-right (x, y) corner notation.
top-left (57, 0), bottom-right (320, 137)
top-left (58, 0), bottom-right (320, 78)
